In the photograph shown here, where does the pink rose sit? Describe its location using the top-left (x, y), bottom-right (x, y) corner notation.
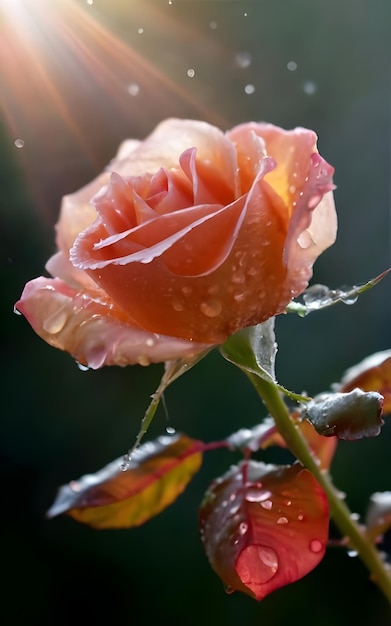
top-left (16, 119), bottom-right (336, 368)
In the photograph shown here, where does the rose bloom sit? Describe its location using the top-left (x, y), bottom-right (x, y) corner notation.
top-left (16, 119), bottom-right (336, 369)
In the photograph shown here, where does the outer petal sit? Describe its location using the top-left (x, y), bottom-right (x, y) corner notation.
top-left (15, 277), bottom-right (210, 369)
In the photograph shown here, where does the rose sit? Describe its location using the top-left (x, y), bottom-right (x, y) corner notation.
top-left (15, 118), bottom-right (336, 369)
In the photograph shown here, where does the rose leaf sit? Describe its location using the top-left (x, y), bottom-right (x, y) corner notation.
top-left (199, 461), bottom-right (329, 601)
top-left (287, 268), bottom-right (390, 317)
top-left (339, 350), bottom-right (391, 414)
top-left (47, 434), bottom-right (203, 529)
top-left (302, 389), bottom-right (384, 440)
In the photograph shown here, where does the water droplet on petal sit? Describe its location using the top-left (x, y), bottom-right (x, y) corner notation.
top-left (297, 230), bottom-right (313, 249)
top-left (277, 516), bottom-right (289, 524)
top-left (76, 361), bottom-right (89, 372)
top-left (172, 298), bottom-right (184, 311)
top-left (200, 300), bottom-right (222, 317)
top-left (145, 338), bottom-right (155, 347)
top-left (309, 539), bottom-right (324, 553)
top-left (297, 513), bottom-right (304, 521)
top-left (260, 499), bottom-right (273, 510)
top-left (237, 545), bottom-right (279, 585)
top-left (287, 60), bottom-right (297, 71)
top-left (43, 310), bottom-right (67, 334)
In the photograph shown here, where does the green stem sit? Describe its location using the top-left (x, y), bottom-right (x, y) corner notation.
top-left (247, 373), bottom-right (391, 603)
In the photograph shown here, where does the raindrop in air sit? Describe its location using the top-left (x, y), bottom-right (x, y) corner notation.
top-left (127, 83), bottom-right (140, 96)
top-left (235, 52), bottom-right (252, 68)
top-left (14, 138), bottom-right (24, 148)
top-left (244, 84), bottom-right (255, 95)
top-left (303, 80), bottom-right (317, 95)
top-left (187, 68), bottom-right (195, 78)
top-left (287, 61), bottom-right (297, 71)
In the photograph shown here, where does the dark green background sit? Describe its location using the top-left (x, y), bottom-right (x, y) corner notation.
top-left (2, 1), bottom-right (391, 624)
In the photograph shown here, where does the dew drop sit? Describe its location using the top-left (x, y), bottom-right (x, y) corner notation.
top-left (340, 293), bottom-right (359, 306)
top-left (43, 310), bottom-right (67, 334)
top-left (237, 545), bottom-right (278, 585)
top-left (277, 516), bottom-right (289, 524)
top-left (172, 298), bottom-right (184, 312)
top-left (166, 426), bottom-right (176, 434)
top-left (239, 522), bottom-right (248, 535)
top-left (145, 337), bottom-right (155, 347)
top-left (13, 305), bottom-right (22, 316)
top-left (137, 355), bottom-right (150, 366)
top-left (76, 362), bottom-right (89, 372)
top-left (200, 300), bottom-right (222, 317)
top-left (347, 550), bottom-right (358, 558)
top-left (246, 489), bottom-right (272, 503)
top-left (181, 286), bottom-right (192, 296)
top-left (298, 514), bottom-right (304, 521)
top-left (224, 583), bottom-right (235, 595)
top-left (309, 539), bottom-right (324, 553)
top-left (289, 185), bottom-right (296, 194)
top-left (260, 499), bottom-right (273, 510)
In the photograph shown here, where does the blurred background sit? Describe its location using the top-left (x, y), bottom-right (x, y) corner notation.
top-left (1, 0), bottom-right (391, 624)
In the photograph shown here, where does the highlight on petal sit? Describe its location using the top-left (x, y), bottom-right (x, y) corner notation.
top-left (15, 277), bottom-right (211, 369)
top-left (47, 434), bottom-right (204, 529)
top-left (199, 461), bottom-right (329, 601)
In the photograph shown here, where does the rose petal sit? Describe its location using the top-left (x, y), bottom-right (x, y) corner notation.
top-left (15, 277), bottom-right (210, 368)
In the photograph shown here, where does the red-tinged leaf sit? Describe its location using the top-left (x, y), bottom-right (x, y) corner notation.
top-left (340, 350), bottom-right (391, 414)
top-left (47, 434), bottom-right (203, 529)
top-left (199, 461), bottom-right (329, 601)
top-left (365, 492), bottom-right (391, 542)
top-left (302, 389), bottom-right (384, 440)
top-left (226, 415), bottom-right (337, 470)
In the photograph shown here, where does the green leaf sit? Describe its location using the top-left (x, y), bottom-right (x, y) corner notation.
top-left (122, 350), bottom-right (211, 467)
top-left (47, 434), bottom-right (204, 529)
top-left (302, 389), bottom-right (384, 440)
top-left (221, 319), bottom-right (309, 403)
top-left (287, 269), bottom-right (390, 317)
